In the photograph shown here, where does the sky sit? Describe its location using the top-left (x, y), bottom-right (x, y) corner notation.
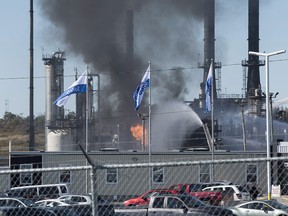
top-left (1, 0), bottom-right (288, 118)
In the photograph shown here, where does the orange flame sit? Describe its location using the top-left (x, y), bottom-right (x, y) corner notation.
top-left (130, 124), bottom-right (148, 147)
top-left (130, 124), bottom-right (143, 140)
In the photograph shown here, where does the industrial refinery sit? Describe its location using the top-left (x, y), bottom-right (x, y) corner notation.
top-left (37, 0), bottom-right (288, 153)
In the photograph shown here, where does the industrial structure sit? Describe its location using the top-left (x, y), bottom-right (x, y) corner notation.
top-left (42, 51), bottom-right (101, 152)
top-left (189, 0), bottom-right (288, 151)
top-left (6, 0), bottom-right (288, 201)
top-left (39, 0), bottom-right (288, 153)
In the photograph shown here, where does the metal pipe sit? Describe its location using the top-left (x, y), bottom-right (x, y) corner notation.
top-left (235, 99), bottom-right (247, 151)
top-left (94, 74), bottom-right (100, 144)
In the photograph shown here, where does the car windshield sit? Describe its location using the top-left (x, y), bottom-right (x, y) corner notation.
top-left (264, 200), bottom-right (288, 210)
top-left (179, 195), bottom-right (206, 208)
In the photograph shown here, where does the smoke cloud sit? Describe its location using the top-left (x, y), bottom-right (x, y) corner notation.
top-left (38, 0), bottom-right (218, 146)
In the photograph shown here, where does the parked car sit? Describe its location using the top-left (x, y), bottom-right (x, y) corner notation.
top-left (57, 195), bottom-right (92, 205)
top-left (208, 181), bottom-right (233, 186)
top-left (34, 199), bottom-right (79, 207)
top-left (169, 183), bottom-right (211, 192)
top-left (202, 185), bottom-right (251, 201)
top-left (0, 207), bottom-right (67, 216)
top-left (168, 184), bottom-right (223, 205)
top-left (57, 194), bottom-right (115, 216)
top-left (6, 184), bottom-right (69, 201)
top-left (123, 189), bottom-right (178, 206)
top-left (228, 200), bottom-right (288, 216)
top-left (169, 181), bottom-right (233, 192)
top-left (0, 197), bottom-right (34, 208)
top-left (118, 194), bottom-right (233, 216)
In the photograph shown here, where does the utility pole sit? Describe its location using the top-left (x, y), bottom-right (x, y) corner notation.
top-left (29, 0), bottom-right (35, 150)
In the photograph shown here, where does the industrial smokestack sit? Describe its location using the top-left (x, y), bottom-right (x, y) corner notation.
top-left (199, 0), bottom-right (217, 106)
top-left (242, 0), bottom-right (264, 98)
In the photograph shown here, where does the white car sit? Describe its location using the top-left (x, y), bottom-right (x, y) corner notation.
top-left (57, 195), bottom-right (92, 205)
top-left (34, 199), bottom-right (78, 207)
top-left (202, 185), bottom-right (251, 201)
top-left (57, 195), bottom-right (115, 215)
top-left (229, 200), bottom-right (288, 216)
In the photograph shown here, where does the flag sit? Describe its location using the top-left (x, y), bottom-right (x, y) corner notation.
top-left (205, 63), bottom-right (213, 112)
top-left (54, 70), bottom-right (87, 107)
top-left (133, 64), bottom-right (150, 110)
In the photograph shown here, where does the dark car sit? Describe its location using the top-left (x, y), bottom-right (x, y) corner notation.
top-left (35, 206), bottom-right (80, 216)
top-left (0, 207), bottom-right (58, 216)
top-left (0, 197), bottom-right (34, 208)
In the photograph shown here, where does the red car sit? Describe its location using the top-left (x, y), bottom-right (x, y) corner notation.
top-left (169, 184), bottom-right (223, 205)
top-left (123, 189), bottom-right (178, 206)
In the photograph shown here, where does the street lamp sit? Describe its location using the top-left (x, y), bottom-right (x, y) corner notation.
top-left (235, 99), bottom-right (247, 151)
top-left (249, 50), bottom-right (286, 200)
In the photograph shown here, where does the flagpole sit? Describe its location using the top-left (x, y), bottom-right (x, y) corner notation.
top-left (148, 61), bottom-right (152, 190)
top-left (85, 66), bottom-right (89, 194)
top-left (211, 59), bottom-right (214, 181)
top-left (86, 66), bottom-right (89, 152)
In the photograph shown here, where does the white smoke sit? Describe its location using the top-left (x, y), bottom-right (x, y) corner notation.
top-left (151, 99), bottom-right (202, 151)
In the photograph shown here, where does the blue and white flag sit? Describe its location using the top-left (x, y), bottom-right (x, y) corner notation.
top-left (54, 70), bottom-right (87, 107)
top-left (133, 64), bottom-right (150, 110)
top-left (205, 63), bottom-right (213, 112)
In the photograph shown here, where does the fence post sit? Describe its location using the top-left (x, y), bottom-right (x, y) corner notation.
top-left (78, 144), bottom-right (101, 216)
top-left (90, 166), bottom-right (98, 216)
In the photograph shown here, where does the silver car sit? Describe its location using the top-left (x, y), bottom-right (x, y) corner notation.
top-left (229, 200), bottom-right (288, 216)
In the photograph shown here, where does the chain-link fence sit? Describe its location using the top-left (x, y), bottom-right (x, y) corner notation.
top-left (1, 155), bottom-right (288, 215)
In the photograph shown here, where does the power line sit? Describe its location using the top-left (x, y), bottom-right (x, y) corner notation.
top-left (0, 58), bottom-right (288, 81)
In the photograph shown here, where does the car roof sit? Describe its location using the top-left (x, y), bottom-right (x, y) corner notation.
top-left (204, 184), bottom-right (240, 188)
top-left (11, 184), bottom-right (68, 190)
top-left (152, 194), bottom-right (195, 199)
top-left (36, 199), bottom-right (63, 202)
top-left (59, 194), bottom-right (90, 198)
top-left (148, 189), bottom-right (177, 192)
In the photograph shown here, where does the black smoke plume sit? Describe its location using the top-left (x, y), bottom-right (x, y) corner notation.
top-left (38, 0), bottom-right (213, 145)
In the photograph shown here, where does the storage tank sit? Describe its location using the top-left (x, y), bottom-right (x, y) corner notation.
top-left (47, 131), bottom-right (75, 151)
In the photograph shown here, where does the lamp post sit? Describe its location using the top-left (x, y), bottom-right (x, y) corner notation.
top-left (235, 99), bottom-right (247, 151)
top-left (249, 50), bottom-right (286, 200)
